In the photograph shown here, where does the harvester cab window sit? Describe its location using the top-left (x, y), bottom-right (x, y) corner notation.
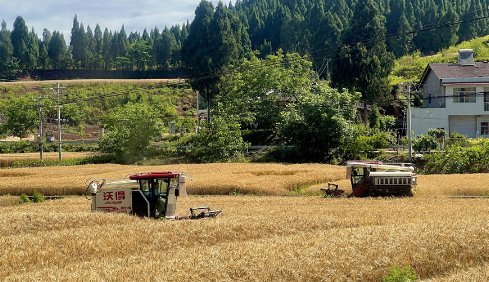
top-left (155, 178), bottom-right (170, 216)
top-left (351, 167), bottom-right (366, 185)
top-left (140, 180), bottom-right (150, 192)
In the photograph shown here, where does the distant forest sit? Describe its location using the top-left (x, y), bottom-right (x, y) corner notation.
top-left (0, 0), bottom-right (488, 79)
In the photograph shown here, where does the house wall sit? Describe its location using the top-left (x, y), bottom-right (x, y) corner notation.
top-left (422, 72), bottom-right (445, 108)
top-left (412, 84), bottom-right (489, 138)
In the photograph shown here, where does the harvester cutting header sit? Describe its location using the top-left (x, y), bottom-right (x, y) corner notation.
top-left (87, 172), bottom-right (221, 220)
top-left (322, 161), bottom-right (417, 197)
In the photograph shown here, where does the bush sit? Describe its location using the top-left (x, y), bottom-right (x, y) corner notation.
top-left (19, 193), bottom-right (31, 204)
top-left (32, 191), bottom-right (45, 203)
top-left (185, 117), bottom-right (249, 163)
top-left (413, 134), bottom-right (438, 153)
top-left (381, 265), bottom-right (418, 282)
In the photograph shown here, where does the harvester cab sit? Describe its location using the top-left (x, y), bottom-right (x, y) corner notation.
top-left (87, 172), bottom-right (221, 220)
top-left (322, 161), bottom-right (417, 197)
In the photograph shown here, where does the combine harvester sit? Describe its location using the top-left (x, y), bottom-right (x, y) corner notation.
top-left (322, 161), bottom-right (417, 197)
top-left (86, 172), bottom-right (221, 220)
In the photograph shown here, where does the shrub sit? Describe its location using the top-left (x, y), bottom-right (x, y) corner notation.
top-left (19, 193), bottom-right (31, 204)
top-left (32, 191), bottom-right (45, 203)
top-left (185, 117), bottom-right (249, 163)
top-left (413, 134), bottom-right (438, 153)
top-left (381, 265), bottom-right (418, 282)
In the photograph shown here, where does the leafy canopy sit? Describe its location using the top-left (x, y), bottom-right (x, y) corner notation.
top-left (99, 103), bottom-right (161, 163)
top-left (277, 82), bottom-right (360, 162)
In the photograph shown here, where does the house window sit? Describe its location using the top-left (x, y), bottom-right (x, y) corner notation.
top-left (482, 122), bottom-right (489, 136)
top-left (484, 90), bottom-right (489, 111)
top-left (453, 87), bottom-right (476, 103)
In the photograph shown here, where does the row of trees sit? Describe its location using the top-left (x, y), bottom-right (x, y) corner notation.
top-left (0, 15), bottom-right (189, 78)
top-left (1, 0), bottom-right (489, 79)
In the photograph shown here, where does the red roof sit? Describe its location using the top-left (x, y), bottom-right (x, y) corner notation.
top-left (129, 172), bottom-right (181, 180)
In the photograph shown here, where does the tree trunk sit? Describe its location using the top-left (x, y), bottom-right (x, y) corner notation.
top-left (206, 86), bottom-right (211, 123)
top-left (363, 101), bottom-right (368, 128)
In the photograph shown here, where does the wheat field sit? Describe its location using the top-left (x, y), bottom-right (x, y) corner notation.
top-left (2, 163), bottom-right (489, 281)
top-left (1, 196), bottom-right (488, 281)
top-left (0, 162), bottom-right (488, 197)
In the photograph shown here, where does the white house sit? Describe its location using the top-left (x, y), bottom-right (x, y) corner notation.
top-left (412, 49), bottom-right (489, 138)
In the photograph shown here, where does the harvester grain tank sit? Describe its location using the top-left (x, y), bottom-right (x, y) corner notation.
top-left (322, 161), bottom-right (417, 197)
top-left (87, 172), bottom-right (221, 219)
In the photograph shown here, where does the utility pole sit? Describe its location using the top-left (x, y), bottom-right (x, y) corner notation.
top-left (37, 96), bottom-right (44, 161)
top-left (50, 83), bottom-right (65, 160)
top-left (406, 83), bottom-right (413, 162)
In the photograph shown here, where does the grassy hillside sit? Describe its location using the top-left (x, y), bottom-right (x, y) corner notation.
top-left (390, 35), bottom-right (489, 85)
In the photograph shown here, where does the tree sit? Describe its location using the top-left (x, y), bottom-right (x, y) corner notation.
top-left (182, 1), bottom-right (249, 122)
top-left (216, 51), bottom-right (316, 130)
top-left (330, 0), bottom-right (394, 126)
top-left (70, 15), bottom-right (90, 69)
top-left (0, 20), bottom-right (17, 78)
top-left (277, 82), bottom-right (360, 162)
top-left (186, 116), bottom-right (249, 163)
top-left (129, 41), bottom-right (151, 71)
top-left (154, 28), bottom-right (177, 70)
top-left (48, 31), bottom-right (69, 69)
top-left (11, 16), bottom-right (32, 71)
top-left (1, 96), bottom-right (38, 139)
top-left (99, 103), bottom-right (161, 163)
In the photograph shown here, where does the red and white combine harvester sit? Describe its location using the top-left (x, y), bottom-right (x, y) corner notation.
top-left (86, 172), bottom-right (221, 220)
top-left (322, 161), bottom-right (417, 197)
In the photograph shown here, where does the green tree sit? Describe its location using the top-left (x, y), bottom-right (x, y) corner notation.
top-left (182, 1), bottom-right (249, 122)
top-left (186, 116), bottom-right (249, 163)
top-left (48, 31), bottom-right (69, 69)
top-left (99, 103), bottom-right (161, 163)
top-left (1, 96), bottom-right (38, 139)
top-left (70, 15), bottom-right (90, 69)
top-left (277, 82), bottom-right (360, 162)
top-left (0, 20), bottom-right (17, 78)
top-left (217, 51), bottom-right (316, 130)
top-left (330, 0), bottom-right (394, 126)
top-left (11, 16), bottom-right (32, 71)
top-left (129, 41), bottom-right (151, 71)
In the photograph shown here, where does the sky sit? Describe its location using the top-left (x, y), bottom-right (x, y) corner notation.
top-left (2, 0), bottom-right (232, 39)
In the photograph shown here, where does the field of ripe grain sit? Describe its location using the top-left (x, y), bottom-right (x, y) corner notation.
top-left (1, 196), bottom-right (488, 281)
top-left (0, 152), bottom-right (102, 167)
top-left (0, 163), bottom-right (345, 196)
top-left (0, 163), bottom-right (488, 197)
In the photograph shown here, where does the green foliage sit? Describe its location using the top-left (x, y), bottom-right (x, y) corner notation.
top-left (427, 128), bottom-right (447, 139)
top-left (446, 131), bottom-right (469, 147)
top-left (418, 138), bottom-right (489, 174)
top-left (381, 265), bottom-right (418, 282)
top-left (1, 96), bottom-right (38, 139)
top-left (19, 193), bottom-right (31, 204)
top-left (99, 103), bottom-right (162, 163)
top-left (185, 116), bottom-right (249, 163)
top-left (217, 51), bottom-right (316, 130)
top-left (9, 155), bottom-right (115, 168)
top-left (380, 115), bottom-right (396, 131)
top-left (369, 105), bottom-right (381, 129)
top-left (338, 126), bottom-right (395, 162)
top-left (32, 191), bottom-right (45, 203)
top-left (330, 0), bottom-right (394, 107)
top-left (413, 128), bottom-right (447, 153)
top-left (277, 83), bottom-right (360, 162)
top-left (413, 134), bottom-right (439, 153)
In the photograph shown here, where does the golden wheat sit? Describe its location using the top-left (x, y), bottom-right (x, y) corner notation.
top-left (1, 196), bottom-right (489, 281)
top-left (0, 163), bottom-right (345, 196)
top-left (0, 163), bottom-right (489, 197)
